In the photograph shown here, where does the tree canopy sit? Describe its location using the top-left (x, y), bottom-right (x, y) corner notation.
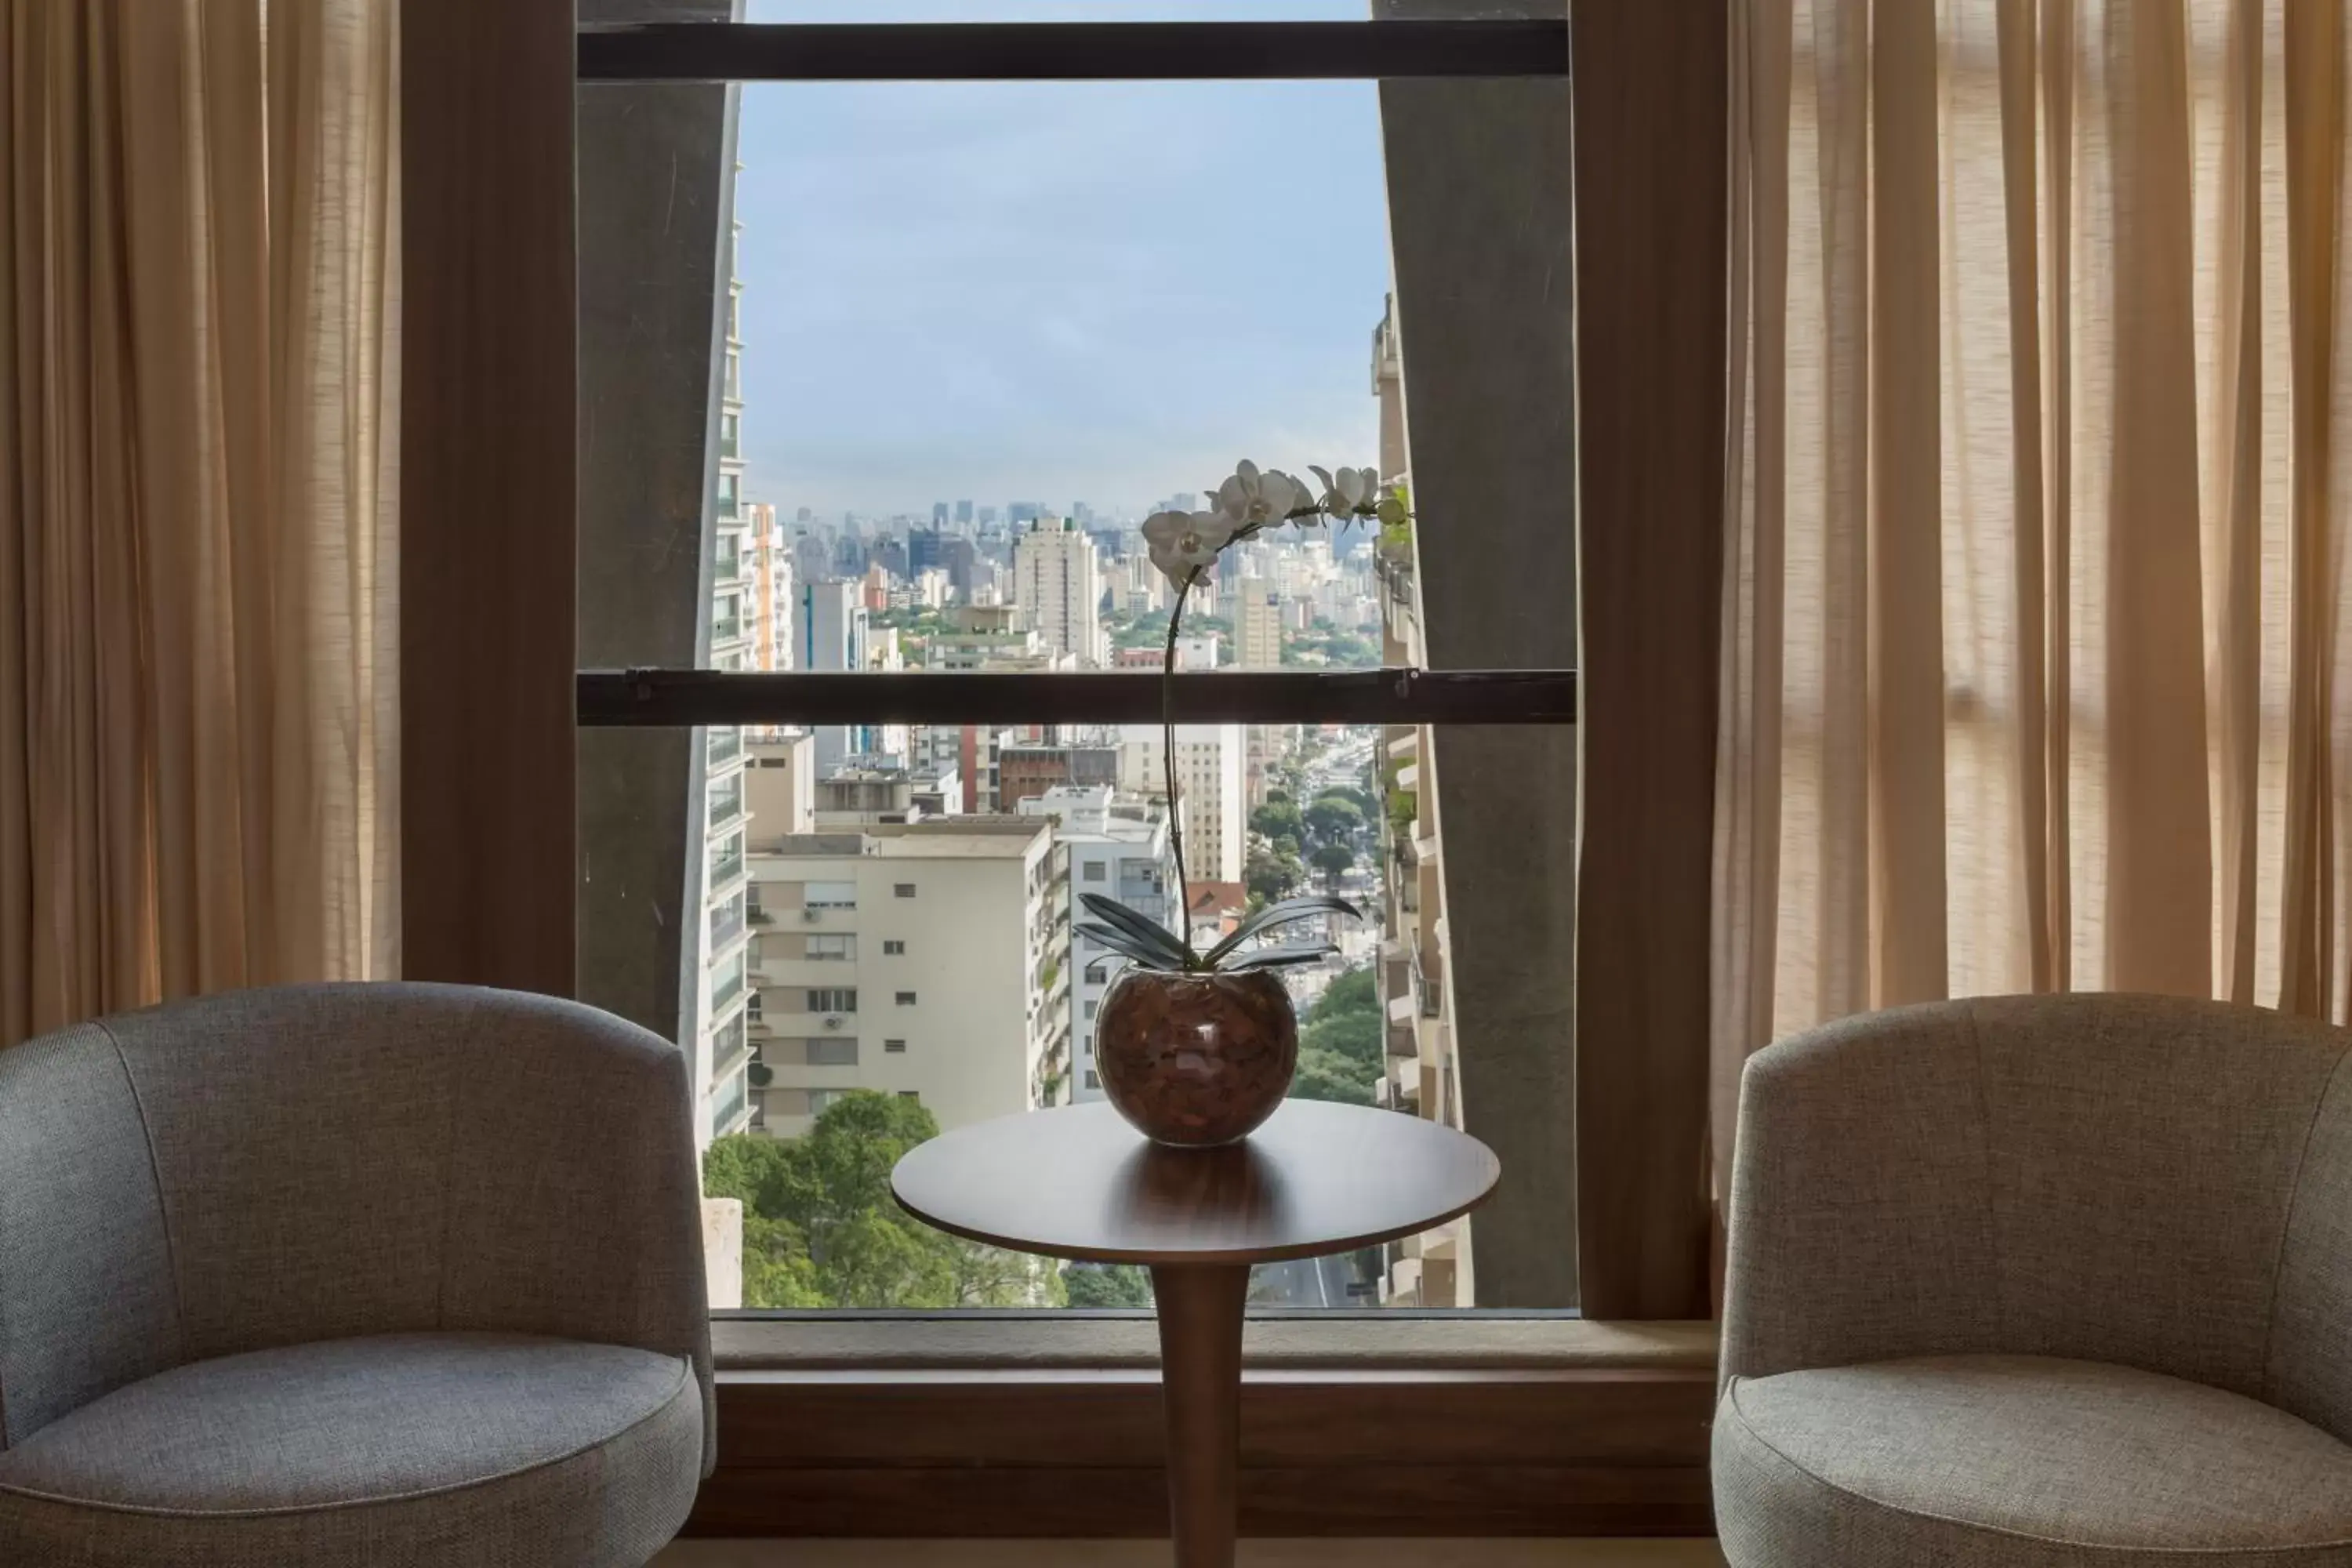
top-left (1064, 1263), bottom-right (1155, 1308)
top-left (704, 1093), bottom-right (1065, 1309)
top-left (1284, 963), bottom-right (1383, 1107)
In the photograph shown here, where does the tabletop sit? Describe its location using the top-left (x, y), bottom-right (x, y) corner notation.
top-left (891, 1098), bottom-right (1501, 1266)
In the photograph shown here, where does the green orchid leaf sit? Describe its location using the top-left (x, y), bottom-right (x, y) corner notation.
top-left (1219, 945), bottom-right (1340, 971)
top-left (1074, 922), bottom-right (1181, 968)
top-left (1200, 895), bottom-right (1360, 968)
top-left (1076, 893), bottom-right (1191, 964)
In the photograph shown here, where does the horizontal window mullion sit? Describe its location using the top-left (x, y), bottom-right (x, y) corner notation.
top-left (576, 668), bottom-right (1577, 728)
top-left (576, 20), bottom-right (1570, 84)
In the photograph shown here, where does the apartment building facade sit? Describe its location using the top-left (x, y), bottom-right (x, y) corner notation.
top-left (743, 818), bottom-right (1073, 1138)
top-left (1370, 295), bottom-right (1472, 1308)
top-left (1117, 723), bottom-right (1246, 885)
top-left (1017, 786), bottom-right (1176, 1104)
top-left (692, 216), bottom-right (757, 1150)
top-left (1012, 517), bottom-right (1110, 667)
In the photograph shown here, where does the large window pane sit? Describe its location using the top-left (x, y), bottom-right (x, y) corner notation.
top-left (577, 39), bottom-right (1576, 1317)
top-left (689, 718), bottom-right (1472, 1312)
top-left (702, 78), bottom-right (1391, 684)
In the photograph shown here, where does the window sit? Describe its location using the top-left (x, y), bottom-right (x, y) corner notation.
top-left (807, 933), bottom-right (854, 960)
top-left (807, 1088), bottom-right (848, 1116)
top-left (1085, 1070), bottom-right (1100, 1090)
top-left (577, 11), bottom-right (1585, 1323)
top-left (708, 888), bottom-right (746, 952)
top-left (806, 988), bottom-right (857, 1014)
top-left (804, 1037), bottom-right (858, 1067)
top-left (897, 1091), bottom-right (920, 1102)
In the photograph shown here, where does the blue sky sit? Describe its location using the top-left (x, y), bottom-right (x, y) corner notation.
top-left (734, 0), bottom-right (1391, 518)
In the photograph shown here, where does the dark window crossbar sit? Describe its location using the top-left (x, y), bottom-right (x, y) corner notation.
top-left (577, 669), bottom-right (1576, 728)
top-left (578, 20), bottom-right (1570, 83)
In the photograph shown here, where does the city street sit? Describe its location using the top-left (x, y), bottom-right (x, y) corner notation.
top-left (1250, 1249), bottom-right (1376, 1308)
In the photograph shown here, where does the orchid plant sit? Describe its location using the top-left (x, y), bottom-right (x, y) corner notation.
top-left (1076, 461), bottom-right (1410, 976)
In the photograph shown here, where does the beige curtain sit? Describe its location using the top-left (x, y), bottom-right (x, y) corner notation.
top-left (1715, 0), bottom-right (2352, 1171)
top-left (1, 0), bottom-right (398, 1049)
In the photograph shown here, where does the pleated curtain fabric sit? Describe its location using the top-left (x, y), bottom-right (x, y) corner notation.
top-left (0, 0), bottom-right (398, 1049)
top-left (1715, 0), bottom-right (2352, 1177)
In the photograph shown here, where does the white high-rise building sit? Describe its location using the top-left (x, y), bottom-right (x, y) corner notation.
top-left (1018, 786), bottom-right (1175, 1104)
top-left (1014, 518), bottom-right (1109, 667)
top-left (1118, 723), bottom-right (1246, 887)
top-left (798, 579), bottom-right (869, 777)
top-left (695, 216), bottom-right (757, 1156)
top-left (1238, 579), bottom-right (1283, 670)
top-left (742, 817), bottom-right (1073, 1138)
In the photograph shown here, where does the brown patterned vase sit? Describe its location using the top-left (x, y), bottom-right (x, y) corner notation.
top-left (1094, 968), bottom-right (1298, 1148)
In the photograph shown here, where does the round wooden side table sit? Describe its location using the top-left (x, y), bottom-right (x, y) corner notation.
top-left (892, 1098), bottom-right (1500, 1568)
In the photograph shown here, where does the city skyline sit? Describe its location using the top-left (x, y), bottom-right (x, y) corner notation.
top-left (733, 0), bottom-right (1390, 515)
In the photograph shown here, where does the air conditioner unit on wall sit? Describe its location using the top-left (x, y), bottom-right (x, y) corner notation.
top-left (803, 909), bottom-right (822, 923)
top-left (823, 1014), bottom-right (844, 1030)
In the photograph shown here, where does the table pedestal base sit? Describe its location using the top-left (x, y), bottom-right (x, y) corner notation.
top-left (1149, 1261), bottom-right (1250, 1568)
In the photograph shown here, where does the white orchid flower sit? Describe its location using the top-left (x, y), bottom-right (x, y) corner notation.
top-left (1142, 509), bottom-right (1236, 586)
top-left (1214, 460), bottom-right (1311, 533)
top-left (1309, 465), bottom-right (1382, 520)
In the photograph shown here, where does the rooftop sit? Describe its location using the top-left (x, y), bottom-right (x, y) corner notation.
top-left (757, 816), bottom-right (1050, 862)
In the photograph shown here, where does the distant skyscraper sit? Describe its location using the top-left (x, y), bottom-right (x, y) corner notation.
top-left (1238, 579), bottom-right (1283, 670)
top-left (1008, 500), bottom-right (1045, 524)
top-left (1013, 519), bottom-right (1109, 668)
top-left (910, 527), bottom-right (946, 576)
top-left (800, 579), bottom-right (869, 776)
top-left (1118, 724), bottom-right (1245, 885)
top-left (933, 501), bottom-right (950, 526)
top-left (955, 499), bottom-right (975, 526)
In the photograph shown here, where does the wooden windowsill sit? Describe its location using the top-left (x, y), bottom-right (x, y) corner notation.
top-left (695, 1319), bottom-right (1720, 1540)
top-left (713, 1315), bottom-right (1717, 1374)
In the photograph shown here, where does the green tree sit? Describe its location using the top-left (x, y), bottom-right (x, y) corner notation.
top-left (1313, 966), bottom-right (1379, 1019)
top-left (1250, 800), bottom-right (1305, 843)
top-left (1302, 1008), bottom-right (1381, 1076)
top-left (1311, 841), bottom-right (1356, 884)
top-left (1243, 845), bottom-right (1305, 905)
top-left (1304, 797), bottom-right (1364, 841)
top-left (1286, 964), bottom-right (1382, 1105)
top-left (1290, 1046), bottom-right (1375, 1105)
top-left (704, 1094), bottom-right (1062, 1309)
top-left (1064, 1262), bottom-right (1156, 1308)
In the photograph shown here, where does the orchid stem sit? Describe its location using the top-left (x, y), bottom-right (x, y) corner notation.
top-left (1164, 565), bottom-right (1198, 967)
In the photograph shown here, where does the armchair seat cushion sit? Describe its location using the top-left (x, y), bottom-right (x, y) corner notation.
top-left (0, 1332), bottom-right (702, 1568)
top-left (1715, 1354), bottom-right (2352, 1566)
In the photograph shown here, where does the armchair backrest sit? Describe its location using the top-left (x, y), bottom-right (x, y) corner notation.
top-left (1721, 993), bottom-right (2352, 1443)
top-left (0, 984), bottom-right (713, 1465)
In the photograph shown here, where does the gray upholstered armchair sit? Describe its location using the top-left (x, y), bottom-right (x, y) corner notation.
top-left (1715, 993), bottom-right (2352, 1566)
top-left (0, 983), bottom-right (713, 1567)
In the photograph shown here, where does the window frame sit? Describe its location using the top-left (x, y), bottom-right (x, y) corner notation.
top-left (481, 2), bottom-right (1730, 1541)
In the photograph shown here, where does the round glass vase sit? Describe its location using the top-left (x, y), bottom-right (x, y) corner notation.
top-left (1093, 967), bottom-right (1298, 1148)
